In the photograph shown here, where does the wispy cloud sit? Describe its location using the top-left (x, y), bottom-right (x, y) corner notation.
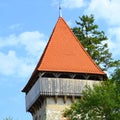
top-left (62, 0), bottom-right (85, 9)
top-left (0, 31), bottom-right (48, 77)
top-left (9, 24), bottom-right (23, 30)
top-left (0, 50), bottom-right (19, 75)
top-left (108, 27), bottom-right (120, 58)
top-left (85, 0), bottom-right (120, 26)
top-left (82, 0), bottom-right (120, 59)
top-left (19, 31), bottom-right (47, 56)
top-left (0, 35), bottom-right (18, 47)
top-left (52, 0), bottom-right (86, 9)
top-left (0, 31), bottom-right (47, 56)
top-left (0, 49), bottom-right (35, 77)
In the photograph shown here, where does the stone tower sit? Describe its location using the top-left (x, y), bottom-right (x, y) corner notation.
top-left (22, 17), bottom-right (106, 120)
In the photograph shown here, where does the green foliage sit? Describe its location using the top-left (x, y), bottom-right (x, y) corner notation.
top-left (63, 81), bottom-right (120, 120)
top-left (111, 67), bottom-right (120, 81)
top-left (63, 15), bottom-right (120, 119)
top-left (72, 14), bottom-right (120, 71)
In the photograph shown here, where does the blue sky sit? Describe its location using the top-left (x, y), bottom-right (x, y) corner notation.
top-left (0, 0), bottom-right (120, 120)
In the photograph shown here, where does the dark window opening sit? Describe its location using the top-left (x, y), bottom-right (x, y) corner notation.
top-left (42, 73), bottom-right (55, 78)
top-left (59, 74), bottom-right (70, 78)
top-left (74, 74), bottom-right (85, 79)
top-left (89, 75), bottom-right (100, 80)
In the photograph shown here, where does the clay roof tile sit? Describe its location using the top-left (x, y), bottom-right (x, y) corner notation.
top-left (37, 17), bottom-right (105, 74)
top-left (22, 17), bottom-right (106, 92)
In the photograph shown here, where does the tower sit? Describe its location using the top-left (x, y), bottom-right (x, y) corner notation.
top-left (22, 17), bottom-right (106, 120)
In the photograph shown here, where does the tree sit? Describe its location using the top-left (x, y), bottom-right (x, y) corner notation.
top-left (72, 14), bottom-right (119, 71)
top-left (63, 81), bottom-right (120, 120)
top-left (111, 67), bottom-right (120, 81)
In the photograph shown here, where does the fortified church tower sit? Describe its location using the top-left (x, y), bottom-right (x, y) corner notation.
top-left (22, 16), bottom-right (106, 120)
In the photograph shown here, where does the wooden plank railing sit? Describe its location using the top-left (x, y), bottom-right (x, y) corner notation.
top-left (26, 78), bottom-right (100, 110)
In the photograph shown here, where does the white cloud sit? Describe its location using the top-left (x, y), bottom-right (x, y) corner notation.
top-left (0, 50), bottom-right (18, 75)
top-left (0, 31), bottom-right (48, 77)
top-left (82, 0), bottom-right (120, 59)
top-left (9, 24), bottom-right (23, 30)
top-left (52, 0), bottom-right (86, 9)
top-left (19, 31), bottom-right (47, 56)
top-left (0, 35), bottom-right (18, 47)
top-left (85, 0), bottom-right (120, 26)
top-left (108, 27), bottom-right (120, 58)
top-left (62, 0), bottom-right (85, 9)
top-left (0, 50), bottom-right (35, 77)
top-left (0, 31), bottom-right (47, 56)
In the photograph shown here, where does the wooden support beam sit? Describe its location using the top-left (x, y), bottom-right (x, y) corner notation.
top-left (54, 95), bottom-right (58, 103)
top-left (63, 96), bottom-right (67, 103)
top-left (69, 73), bottom-right (76, 79)
top-left (71, 96), bottom-right (75, 103)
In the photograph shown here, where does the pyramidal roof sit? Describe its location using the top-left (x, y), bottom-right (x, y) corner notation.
top-left (38, 17), bottom-right (105, 74)
top-left (22, 17), bottom-right (106, 92)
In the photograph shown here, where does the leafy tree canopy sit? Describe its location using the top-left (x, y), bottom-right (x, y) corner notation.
top-left (72, 14), bottom-right (120, 71)
top-left (63, 81), bottom-right (120, 120)
top-left (63, 15), bottom-right (120, 120)
top-left (111, 66), bottom-right (120, 81)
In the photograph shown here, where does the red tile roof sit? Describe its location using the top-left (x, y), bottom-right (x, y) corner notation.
top-left (22, 17), bottom-right (106, 92)
top-left (38, 17), bottom-right (105, 74)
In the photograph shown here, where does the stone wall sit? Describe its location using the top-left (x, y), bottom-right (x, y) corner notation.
top-left (32, 96), bottom-right (78, 120)
top-left (33, 99), bottom-right (46, 120)
top-left (28, 78), bottom-right (100, 120)
top-left (46, 97), bottom-right (72, 120)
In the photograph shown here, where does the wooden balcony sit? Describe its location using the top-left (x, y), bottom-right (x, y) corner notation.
top-left (26, 78), bottom-right (100, 111)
